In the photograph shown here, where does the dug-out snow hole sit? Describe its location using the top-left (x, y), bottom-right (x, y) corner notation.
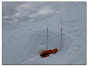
top-left (26, 30), bottom-right (73, 58)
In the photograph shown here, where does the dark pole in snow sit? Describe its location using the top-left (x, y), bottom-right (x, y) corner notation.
top-left (47, 27), bottom-right (48, 49)
top-left (60, 28), bottom-right (62, 51)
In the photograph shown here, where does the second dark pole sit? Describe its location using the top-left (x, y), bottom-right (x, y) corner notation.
top-left (47, 27), bottom-right (48, 49)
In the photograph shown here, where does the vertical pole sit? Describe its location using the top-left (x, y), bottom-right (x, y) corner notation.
top-left (47, 27), bottom-right (48, 49)
top-left (60, 28), bottom-right (62, 51)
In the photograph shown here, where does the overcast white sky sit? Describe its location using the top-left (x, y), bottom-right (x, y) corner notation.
top-left (2, 2), bottom-right (78, 22)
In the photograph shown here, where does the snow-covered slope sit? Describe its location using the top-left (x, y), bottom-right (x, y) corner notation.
top-left (2, 2), bottom-right (86, 64)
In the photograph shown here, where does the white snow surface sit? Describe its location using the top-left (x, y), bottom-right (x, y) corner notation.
top-left (2, 2), bottom-right (86, 64)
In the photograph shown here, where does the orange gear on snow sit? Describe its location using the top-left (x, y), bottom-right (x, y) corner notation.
top-left (40, 48), bottom-right (58, 58)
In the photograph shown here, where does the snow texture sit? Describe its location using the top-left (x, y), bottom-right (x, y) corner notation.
top-left (2, 2), bottom-right (86, 65)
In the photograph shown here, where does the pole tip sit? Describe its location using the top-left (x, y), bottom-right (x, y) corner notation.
top-left (47, 27), bottom-right (48, 31)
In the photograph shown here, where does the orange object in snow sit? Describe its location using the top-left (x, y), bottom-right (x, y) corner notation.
top-left (40, 48), bottom-right (58, 58)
